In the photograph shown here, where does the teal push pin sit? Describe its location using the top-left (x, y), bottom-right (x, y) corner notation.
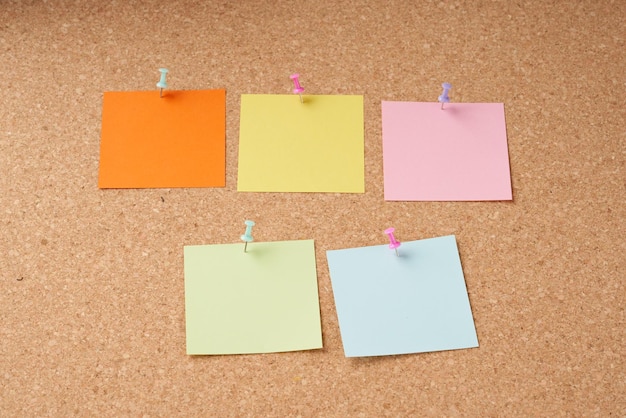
top-left (156, 68), bottom-right (169, 98)
top-left (241, 220), bottom-right (255, 253)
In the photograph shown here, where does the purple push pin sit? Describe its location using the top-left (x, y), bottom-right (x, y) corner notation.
top-left (438, 82), bottom-right (452, 110)
top-left (384, 227), bottom-right (401, 257)
top-left (290, 73), bottom-right (305, 104)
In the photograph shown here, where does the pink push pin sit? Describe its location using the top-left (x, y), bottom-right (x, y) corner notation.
top-left (384, 227), bottom-right (401, 257)
top-left (290, 73), bottom-right (305, 103)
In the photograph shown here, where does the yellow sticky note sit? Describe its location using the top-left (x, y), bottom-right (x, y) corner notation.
top-left (184, 240), bottom-right (322, 355)
top-left (238, 94), bottom-right (364, 193)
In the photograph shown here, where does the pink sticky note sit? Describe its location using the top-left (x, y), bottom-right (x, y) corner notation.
top-left (382, 102), bottom-right (512, 201)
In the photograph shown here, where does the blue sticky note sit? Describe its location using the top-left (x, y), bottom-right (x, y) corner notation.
top-left (326, 235), bottom-right (478, 357)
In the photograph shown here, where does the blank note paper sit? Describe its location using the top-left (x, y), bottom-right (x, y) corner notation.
top-left (98, 89), bottom-right (226, 188)
top-left (326, 235), bottom-right (478, 357)
top-left (238, 94), bottom-right (364, 193)
top-left (382, 101), bottom-right (512, 201)
top-left (184, 239), bottom-right (322, 355)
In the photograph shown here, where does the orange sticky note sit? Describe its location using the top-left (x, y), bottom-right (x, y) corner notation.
top-left (98, 89), bottom-right (226, 188)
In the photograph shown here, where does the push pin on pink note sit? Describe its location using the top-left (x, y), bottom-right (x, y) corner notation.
top-left (384, 227), bottom-right (401, 257)
top-left (438, 82), bottom-right (451, 110)
top-left (290, 73), bottom-right (305, 103)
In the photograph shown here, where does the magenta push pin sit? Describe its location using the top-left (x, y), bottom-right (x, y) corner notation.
top-left (290, 73), bottom-right (305, 103)
top-left (384, 227), bottom-right (401, 257)
top-left (438, 82), bottom-right (452, 110)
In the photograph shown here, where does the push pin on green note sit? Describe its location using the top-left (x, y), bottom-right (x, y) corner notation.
top-left (156, 68), bottom-right (169, 98)
top-left (241, 220), bottom-right (255, 253)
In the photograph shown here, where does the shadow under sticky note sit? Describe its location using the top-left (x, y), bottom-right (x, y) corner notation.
top-left (238, 94), bottom-right (364, 193)
top-left (184, 239), bottom-right (322, 355)
top-left (326, 235), bottom-right (478, 357)
top-left (382, 101), bottom-right (511, 201)
top-left (98, 89), bottom-right (226, 188)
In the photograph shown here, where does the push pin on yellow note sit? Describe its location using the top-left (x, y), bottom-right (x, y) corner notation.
top-left (290, 73), bottom-right (305, 104)
top-left (241, 220), bottom-right (255, 253)
top-left (156, 68), bottom-right (169, 98)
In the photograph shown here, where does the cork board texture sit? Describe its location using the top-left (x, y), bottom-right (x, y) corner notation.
top-left (0, 1), bottom-right (624, 416)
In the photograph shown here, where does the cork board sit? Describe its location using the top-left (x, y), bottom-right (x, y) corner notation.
top-left (0, 1), bottom-right (624, 416)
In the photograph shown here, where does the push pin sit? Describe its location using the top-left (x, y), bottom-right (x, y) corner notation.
top-left (438, 82), bottom-right (451, 109)
top-left (156, 68), bottom-right (169, 98)
top-left (290, 73), bottom-right (305, 103)
top-left (241, 220), bottom-right (255, 253)
top-left (384, 227), bottom-right (401, 257)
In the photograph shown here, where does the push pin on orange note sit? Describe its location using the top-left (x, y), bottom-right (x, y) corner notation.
top-left (290, 73), bottom-right (305, 103)
top-left (241, 220), bottom-right (255, 253)
top-left (384, 227), bottom-right (401, 257)
top-left (156, 68), bottom-right (169, 98)
top-left (438, 82), bottom-right (451, 110)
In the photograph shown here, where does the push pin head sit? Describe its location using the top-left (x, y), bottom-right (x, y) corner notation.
top-left (384, 227), bottom-right (401, 257)
top-left (290, 73), bottom-right (305, 104)
top-left (156, 68), bottom-right (169, 98)
top-left (438, 82), bottom-right (451, 109)
top-left (241, 220), bottom-right (255, 253)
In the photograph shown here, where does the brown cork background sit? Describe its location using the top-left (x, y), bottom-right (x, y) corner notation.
top-left (1, 1), bottom-right (624, 416)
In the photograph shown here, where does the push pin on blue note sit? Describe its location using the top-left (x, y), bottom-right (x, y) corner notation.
top-left (156, 68), bottom-right (169, 98)
top-left (241, 220), bottom-right (255, 253)
top-left (384, 227), bottom-right (401, 257)
top-left (290, 73), bottom-right (305, 104)
top-left (438, 82), bottom-right (451, 110)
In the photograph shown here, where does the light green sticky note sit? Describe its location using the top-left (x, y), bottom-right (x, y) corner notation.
top-left (238, 94), bottom-right (364, 193)
top-left (184, 239), bottom-right (322, 355)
